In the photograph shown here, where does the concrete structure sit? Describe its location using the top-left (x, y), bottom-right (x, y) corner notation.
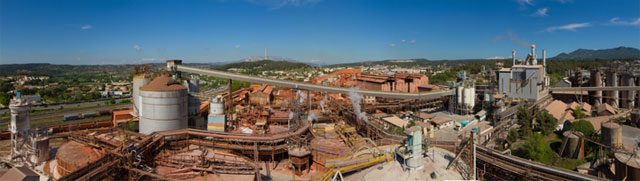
top-left (183, 78), bottom-right (200, 117)
top-left (614, 152), bottom-right (640, 181)
top-left (132, 74), bottom-right (150, 116)
top-left (605, 70), bottom-right (619, 108)
top-left (55, 141), bottom-right (104, 177)
top-left (561, 131), bottom-right (584, 159)
top-left (601, 122), bottom-right (623, 148)
top-left (498, 45), bottom-right (549, 101)
top-left (354, 73), bottom-right (429, 93)
top-left (208, 96), bottom-right (225, 132)
top-left (139, 75), bottom-right (188, 134)
top-left (589, 70), bottom-right (603, 106)
top-left (397, 126), bottom-right (423, 170)
top-left (9, 91), bottom-right (31, 160)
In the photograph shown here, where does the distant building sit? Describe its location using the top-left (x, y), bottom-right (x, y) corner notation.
top-left (498, 45), bottom-right (550, 101)
top-left (353, 73), bottom-right (431, 93)
top-left (249, 84), bottom-right (273, 105)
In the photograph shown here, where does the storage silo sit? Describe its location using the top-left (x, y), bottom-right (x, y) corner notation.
top-left (605, 71), bottom-right (619, 108)
top-left (183, 79), bottom-right (200, 117)
top-left (207, 96), bottom-right (225, 132)
top-left (464, 86), bottom-right (476, 110)
top-left (601, 122), bottom-right (623, 148)
top-left (589, 70), bottom-right (602, 106)
top-left (132, 74), bottom-right (150, 117)
top-left (561, 131), bottom-right (584, 159)
top-left (138, 75), bottom-right (188, 134)
top-left (614, 152), bottom-right (640, 181)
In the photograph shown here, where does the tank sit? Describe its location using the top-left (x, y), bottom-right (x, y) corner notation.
top-left (601, 122), bottom-right (623, 148)
top-left (55, 141), bottom-right (104, 177)
top-left (605, 71), bottom-right (618, 108)
top-left (457, 86), bottom-right (463, 105)
top-left (463, 87), bottom-right (476, 110)
top-left (589, 70), bottom-right (602, 106)
top-left (30, 132), bottom-right (49, 164)
top-left (183, 79), bottom-right (200, 117)
top-left (139, 75), bottom-right (188, 134)
top-left (208, 97), bottom-right (226, 132)
top-left (562, 131), bottom-right (584, 159)
top-left (620, 74), bottom-right (635, 109)
top-left (132, 74), bottom-right (150, 116)
top-left (615, 152), bottom-right (640, 181)
top-left (9, 97), bottom-right (30, 134)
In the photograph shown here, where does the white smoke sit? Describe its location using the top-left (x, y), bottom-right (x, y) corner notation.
top-left (348, 88), bottom-right (368, 122)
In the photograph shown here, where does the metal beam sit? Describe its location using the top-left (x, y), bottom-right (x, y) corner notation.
top-left (550, 86), bottom-right (640, 91)
top-left (176, 65), bottom-right (454, 99)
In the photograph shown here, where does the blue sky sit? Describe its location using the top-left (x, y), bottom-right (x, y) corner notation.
top-left (1, 0), bottom-right (639, 65)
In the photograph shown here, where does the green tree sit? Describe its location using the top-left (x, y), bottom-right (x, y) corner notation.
top-left (535, 111), bottom-right (558, 135)
top-left (572, 106), bottom-right (586, 119)
top-left (517, 106), bottom-right (533, 137)
top-left (109, 99), bottom-right (116, 105)
top-left (0, 92), bottom-right (12, 106)
top-left (507, 128), bottom-right (519, 144)
top-left (569, 120), bottom-right (595, 138)
top-left (519, 133), bottom-right (549, 161)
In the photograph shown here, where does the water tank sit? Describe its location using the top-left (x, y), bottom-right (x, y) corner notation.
top-left (615, 152), bottom-right (640, 181)
top-left (139, 75), bottom-right (188, 134)
top-left (601, 122), bottom-right (622, 148)
top-left (208, 97), bottom-right (226, 132)
top-left (561, 131), bottom-right (584, 159)
top-left (132, 74), bottom-right (150, 117)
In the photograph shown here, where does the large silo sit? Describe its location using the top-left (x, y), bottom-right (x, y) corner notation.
top-left (132, 74), bottom-right (150, 117)
top-left (561, 131), bottom-right (584, 159)
top-left (605, 71), bottom-right (619, 108)
top-left (601, 122), bottom-right (623, 148)
top-left (139, 75), bottom-right (188, 134)
top-left (589, 70), bottom-right (602, 106)
top-left (183, 79), bottom-right (200, 117)
top-left (615, 152), bottom-right (640, 181)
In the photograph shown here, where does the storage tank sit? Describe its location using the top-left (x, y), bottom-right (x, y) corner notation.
top-left (183, 79), bottom-right (200, 117)
top-left (456, 86), bottom-right (463, 105)
top-left (601, 122), bottom-right (623, 148)
top-left (589, 70), bottom-right (602, 106)
top-left (9, 94), bottom-right (30, 134)
top-left (614, 152), bottom-right (640, 181)
top-left (132, 74), bottom-right (150, 117)
top-left (620, 74), bottom-right (635, 109)
top-left (139, 75), bottom-right (188, 134)
top-left (605, 71), bottom-right (619, 108)
top-left (56, 141), bottom-right (104, 177)
top-left (208, 96), bottom-right (226, 132)
top-left (561, 131), bottom-right (584, 159)
top-left (463, 86), bottom-right (476, 110)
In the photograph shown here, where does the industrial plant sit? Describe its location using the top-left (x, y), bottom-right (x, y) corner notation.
top-left (1, 46), bottom-right (640, 181)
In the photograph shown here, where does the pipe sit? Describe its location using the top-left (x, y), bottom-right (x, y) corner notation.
top-left (512, 50), bottom-right (516, 66)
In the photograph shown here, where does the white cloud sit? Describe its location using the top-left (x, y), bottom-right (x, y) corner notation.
top-left (486, 56), bottom-right (509, 60)
top-left (80, 24), bottom-right (93, 30)
top-left (492, 36), bottom-right (503, 44)
top-left (389, 43), bottom-right (397, 47)
top-left (141, 58), bottom-right (161, 62)
top-left (516, 0), bottom-right (533, 7)
top-left (401, 40), bottom-right (406, 43)
top-left (609, 17), bottom-right (640, 26)
top-left (546, 22), bottom-right (591, 32)
top-left (133, 45), bottom-right (141, 51)
top-left (235, 45), bottom-right (241, 48)
top-left (533, 8), bottom-right (548, 17)
top-left (410, 40), bottom-right (416, 43)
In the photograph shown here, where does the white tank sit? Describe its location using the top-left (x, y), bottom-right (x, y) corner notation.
top-left (463, 87), bottom-right (475, 109)
top-left (139, 75), bottom-right (188, 134)
top-left (183, 79), bottom-right (200, 117)
top-left (457, 86), bottom-right (463, 104)
top-left (210, 97), bottom-right (224, 115)
top-left (132, 75), bottom-right (150, 117)
top-left (9, 97), bottom-right (30, 134)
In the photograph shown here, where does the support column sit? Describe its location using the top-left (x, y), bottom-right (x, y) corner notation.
top-left (228, 79), bottom-right (234, 128)
top-left (254, 142), bottom-right (261, 181)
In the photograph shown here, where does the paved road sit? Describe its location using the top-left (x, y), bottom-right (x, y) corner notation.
top-left (177, 65), bottom-right (455, 99)
top-left (0, 98), bottom-right (129, 114)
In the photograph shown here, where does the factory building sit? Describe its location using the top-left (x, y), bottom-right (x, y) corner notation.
top-left (353, 73), bottom-right (430, 93)
top-left (498, 44), bottom-right (550, 101)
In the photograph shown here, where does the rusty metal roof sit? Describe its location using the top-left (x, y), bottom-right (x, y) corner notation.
top-left (139, 75), bottom-right (186, 91)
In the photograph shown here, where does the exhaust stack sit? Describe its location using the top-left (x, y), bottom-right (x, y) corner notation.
top-left (542, 49), bottom-right (546, 66)
top-left (512, 50), bottom-right (516, 66)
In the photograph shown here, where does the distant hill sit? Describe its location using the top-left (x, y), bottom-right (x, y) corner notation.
top-left (551, 46), bottom-right (640, 60)
top-left (212, 60), bottom-right (310, 73)
top-left (331, 58), bottom-right (432, 67)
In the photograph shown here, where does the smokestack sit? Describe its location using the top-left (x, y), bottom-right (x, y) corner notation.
top-left (542, 49), bottom-right (546, 66)
top-left (531, 44), bottom-right (536, 65)
top-left (512, 50), bottom-right (516, 66)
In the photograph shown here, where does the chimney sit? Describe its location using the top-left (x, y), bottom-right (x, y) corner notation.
top-left (531, 44), bottom-right (536, 65)
top-left (512, 50), bottom-right (516, 66)
top-left (542, 49), bottom-right (546, 66)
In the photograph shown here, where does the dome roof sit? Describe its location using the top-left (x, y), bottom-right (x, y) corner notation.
top-left (140, 75), bottom-right (187, 91)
